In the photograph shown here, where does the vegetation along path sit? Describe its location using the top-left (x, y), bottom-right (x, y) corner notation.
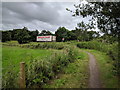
top-left (87, 52), bottom-right (102, 88)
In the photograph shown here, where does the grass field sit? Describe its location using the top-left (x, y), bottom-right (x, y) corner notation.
top-left (2, 46), bottom-right (57, 73)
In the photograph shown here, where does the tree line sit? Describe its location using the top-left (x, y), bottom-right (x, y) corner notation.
top-left (1, 27), bottom-right (39, 44)
top-left (1, 23), bottom-right (100, 44)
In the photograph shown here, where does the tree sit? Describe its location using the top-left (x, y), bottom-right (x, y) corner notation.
top-left (14, 27), bottom-right (31, 44)
top-left (67, 30), bottom-right (77, 41)
top-left (39, 30), bottom-right (53, 36)
top-left (87, 31), bottom-right (100, 41)
top-left (2, 27), bottom-right (39, 43)
top-left (29, 30), bottom-right (39, 42)
top-left (2, 31), bottom-right (11, 42)
top-left (67, 2), bottom-right (120, 42)
top-left (55, 27), bottom-right (69, 42)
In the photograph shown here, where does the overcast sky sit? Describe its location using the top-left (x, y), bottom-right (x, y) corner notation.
top-left (2, 2), bottom-right (93, 33)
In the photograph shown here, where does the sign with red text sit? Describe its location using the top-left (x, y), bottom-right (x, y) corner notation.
top-left (37, 36), bottom-right (56, 41)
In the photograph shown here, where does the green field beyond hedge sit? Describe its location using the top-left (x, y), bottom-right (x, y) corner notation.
top-left (3, 46), bottom-right (53, 73)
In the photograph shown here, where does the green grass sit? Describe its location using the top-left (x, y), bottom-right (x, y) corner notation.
top-left (43, 49), bottom-right (89, 88)
top-left (2, 46), bottom-right (55, 74)
top-left (84, 49), bottom-right (119, 88)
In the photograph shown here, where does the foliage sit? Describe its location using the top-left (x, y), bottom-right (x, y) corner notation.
top-left (2, 67), bottom-right (19, 88)
top-left (55, 27), bottom-right (69, 42)
top-left (55, 26), bottom-right (99, 42)
top-left (77, 40), bottom-right (119, 75)
top-left (2, 27), bottom-right (39, 44)
top-left (44, 50), bottom-right (89, 88)
top-left (25, 46), bottom-right (79, 87)
top-left (39, 30), bottom-right (53, 36)
top-left (2, 41), bottom-right (65, 50)
top-left (16, 28), bottom-right (31, 44)
top-left (67, 2), bottom-right (120, 42)
top-left (2, 25), bottom-right (100, 43)
top-left (29, 30), bottom-right (39, 42)
top-left (35, 42), bottom-right (65, 50)
top-left (2, 31), bottom-right (11, 42)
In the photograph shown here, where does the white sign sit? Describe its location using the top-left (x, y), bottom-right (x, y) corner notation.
top-left (37, 36), bottom-right (56, 41)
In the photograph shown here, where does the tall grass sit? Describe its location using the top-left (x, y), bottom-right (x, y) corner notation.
top-left (25, 46), bottom-right (78, 87)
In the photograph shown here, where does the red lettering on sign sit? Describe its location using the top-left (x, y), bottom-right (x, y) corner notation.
top-left (38, 36), bottom-right (50, 38)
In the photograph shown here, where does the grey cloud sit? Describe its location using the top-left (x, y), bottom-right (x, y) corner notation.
top-left (2, 2), bottom-right (91, 32)
top-left (2, 2), bottom-right (61, 24)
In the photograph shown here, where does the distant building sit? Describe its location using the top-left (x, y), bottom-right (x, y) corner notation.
top-left (36, 35), bottom-right (56, 42)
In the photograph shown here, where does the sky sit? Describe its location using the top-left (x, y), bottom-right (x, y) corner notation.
top-left (1, 1), bottom-right (95, 33)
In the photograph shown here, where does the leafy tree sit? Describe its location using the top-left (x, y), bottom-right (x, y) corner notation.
top-left (12, 29), bottom-right (22, 40)
top-left (39, 30), bottom-right (53, 36)
top-left (14, 27), bottom-right (30, 44)
top-left (87, 31), bottom-right (100, 41)
top-left (55, 27), bottom-right (69, 42)
top-left (29, 30), bottom-right (39, 42)
top-left (67, 30), bottom-right (77, 41)
top-left (2, 31), bottom-right (11, 42)
top-left (67, 2), bottom-right (120, 42)
top-left (2, 27), bottom-right (38, 43)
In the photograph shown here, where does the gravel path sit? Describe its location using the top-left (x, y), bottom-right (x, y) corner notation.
top-left (87, 52), bottom-right (102, 88)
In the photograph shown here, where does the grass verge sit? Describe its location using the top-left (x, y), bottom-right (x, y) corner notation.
top-left (84, 49), bottom-right (119, 88)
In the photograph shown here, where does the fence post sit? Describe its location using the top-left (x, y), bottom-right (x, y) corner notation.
top-left (19, 62), bottom-right (26, 88)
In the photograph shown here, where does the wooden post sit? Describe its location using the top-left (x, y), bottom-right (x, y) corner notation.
top-left (19, 62), bottom-right (26, 88)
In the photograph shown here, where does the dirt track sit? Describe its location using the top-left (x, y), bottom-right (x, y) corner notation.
top-left (87, 52), bottom-right (102, 88)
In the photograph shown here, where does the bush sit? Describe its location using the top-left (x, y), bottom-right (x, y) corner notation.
top-left (2, 67), bottom-right (19, 88)
top-left (25, 46), bottom-right (78, 87)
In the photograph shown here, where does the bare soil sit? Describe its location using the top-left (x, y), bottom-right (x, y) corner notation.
top-left (87, 52), bottom-right (102, 88)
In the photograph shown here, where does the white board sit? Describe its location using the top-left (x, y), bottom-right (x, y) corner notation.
top-left (37, 36), bottom-right (52, 41)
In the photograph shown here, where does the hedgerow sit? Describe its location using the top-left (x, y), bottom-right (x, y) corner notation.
top-left (2, 41), bottom-right (65, 50)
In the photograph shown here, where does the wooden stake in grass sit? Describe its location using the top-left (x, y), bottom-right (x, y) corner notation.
top-left (19, 62), bottom-right (26, 88)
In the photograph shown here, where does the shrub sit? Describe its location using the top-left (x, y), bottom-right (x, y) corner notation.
top-left (2, 67), bottom-right (19, 88)
top-left (25, 46), bottom-right (78, 87)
